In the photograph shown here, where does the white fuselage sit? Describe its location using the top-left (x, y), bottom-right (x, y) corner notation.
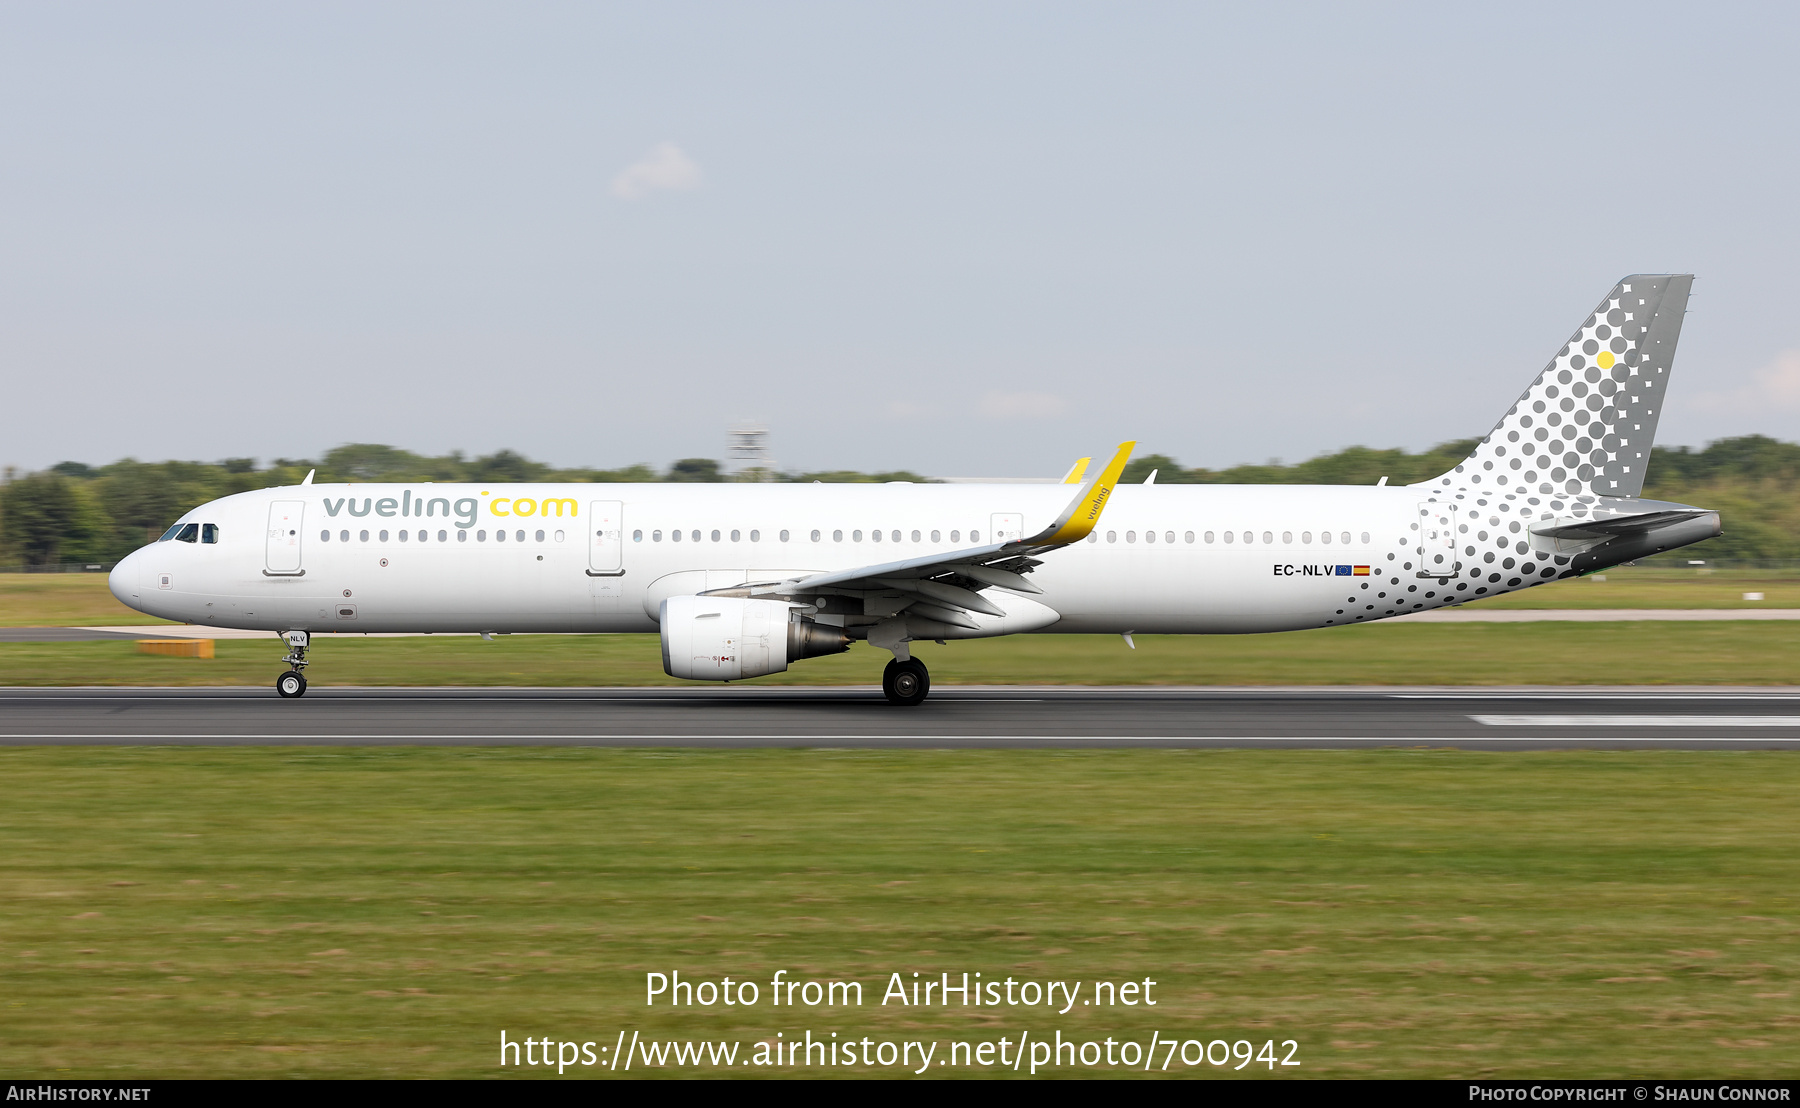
top-left (109, 480), bottom-right (1619, 638)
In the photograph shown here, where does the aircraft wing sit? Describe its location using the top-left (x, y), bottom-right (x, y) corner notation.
top-left (718, 442), bottom-right (1136, 625)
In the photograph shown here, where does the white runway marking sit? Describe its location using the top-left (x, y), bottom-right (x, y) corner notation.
top-left (1471, 715), bottom-right (1800, 728)
top-left (1404, 694), bottom-right (1800, 701)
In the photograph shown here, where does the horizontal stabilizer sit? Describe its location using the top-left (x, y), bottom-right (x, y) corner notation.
top-left (1531, 509), bottom-right (1713, 541)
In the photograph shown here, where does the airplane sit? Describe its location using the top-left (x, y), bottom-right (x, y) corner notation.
top-left (110, 274), bottom-right (1719, 704)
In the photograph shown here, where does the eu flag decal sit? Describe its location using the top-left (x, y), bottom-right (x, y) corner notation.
top-left (1334, 565), bottom-right (1351, 575)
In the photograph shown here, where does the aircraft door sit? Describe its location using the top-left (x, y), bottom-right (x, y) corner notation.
top-left (588, 500), bottom-right (625, 576)
top-left (265, 501), bottom-right (305, 575)
top-left (990, 512), bottom-right (1023, 544)
top-left (1417, 502), bottom-right (1459, 579)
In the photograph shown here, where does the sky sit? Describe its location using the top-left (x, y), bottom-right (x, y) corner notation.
top-left (3, 2), bottom-right (1799, 477)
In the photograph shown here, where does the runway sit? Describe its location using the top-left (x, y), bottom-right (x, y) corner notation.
top-left (4, 686), bottom-right (1800, 748)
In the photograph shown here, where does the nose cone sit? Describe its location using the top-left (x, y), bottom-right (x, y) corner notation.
top-left (109, 550), bottom-right (146, 612)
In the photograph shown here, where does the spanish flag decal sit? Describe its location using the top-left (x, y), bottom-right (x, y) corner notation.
top-left (1352, 566), bottom-right (1371, 576)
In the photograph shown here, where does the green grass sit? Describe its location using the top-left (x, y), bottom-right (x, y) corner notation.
top-left (0, 748), bottom-right (1794, 1078)
top-left (1477, 566), bottom-right (1800, 608)
top-left (5, 623), bottom-right (1800, 687)
top-left (0, 574), bottom-right (175, 628)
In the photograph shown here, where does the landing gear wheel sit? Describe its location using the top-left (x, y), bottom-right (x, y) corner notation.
top-left (276, 671), bottom-right (308, 699)
top-left (882, 658), bottom-right (930, 706)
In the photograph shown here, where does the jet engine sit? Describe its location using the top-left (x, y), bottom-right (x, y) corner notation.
top-left (659, 595), bottom-right (850, 680)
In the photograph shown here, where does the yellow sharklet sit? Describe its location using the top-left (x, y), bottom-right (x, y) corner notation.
top-left (1033, 441), bottom-right (1136, 545)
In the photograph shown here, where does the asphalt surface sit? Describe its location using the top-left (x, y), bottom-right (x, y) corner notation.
top-left (4, 686), bottom-right (1800, 748)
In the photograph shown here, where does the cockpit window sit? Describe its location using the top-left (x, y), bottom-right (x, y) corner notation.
top-left (173, 523), bottom-right (200, 543)
top-left (201, 524), bottom-right (219, 544)
top-left (158, 523), bottom-right (184, 542)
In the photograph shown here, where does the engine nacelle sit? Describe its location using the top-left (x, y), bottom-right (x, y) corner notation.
top-left (660, 595), bottom-right (850, 680)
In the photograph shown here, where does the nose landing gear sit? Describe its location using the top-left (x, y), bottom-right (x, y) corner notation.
top-left (276, 630), bottom-right (310, 698)
top-left (882, 657), bottom-right (930, 706)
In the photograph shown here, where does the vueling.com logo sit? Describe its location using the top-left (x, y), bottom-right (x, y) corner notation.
top-left (321, 491), bottom-right (578, 530)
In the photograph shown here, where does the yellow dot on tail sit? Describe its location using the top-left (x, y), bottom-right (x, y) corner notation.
top-left (1597, 351), bottom-right (1615, 369)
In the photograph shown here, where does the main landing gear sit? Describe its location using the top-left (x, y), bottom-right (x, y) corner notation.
top-left (882, 657), bottom-right (930, 706)
top-left (276, 630), bottom-right (310, 698)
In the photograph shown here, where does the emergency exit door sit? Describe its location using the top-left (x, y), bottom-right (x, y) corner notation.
top-left (990, 512), bottom-right (1024, 544)
top-left (1417, 502), bottom-right (1459, 578)
top-left (588, 501), bottom-right (624, 576)
top-left (265, 501), bottom-right (305, 575)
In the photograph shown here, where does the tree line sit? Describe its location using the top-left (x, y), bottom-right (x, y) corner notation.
top-left (3, 437), bottom-right (1797, 566)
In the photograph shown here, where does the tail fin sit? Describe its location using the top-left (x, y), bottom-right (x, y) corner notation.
top-left (1419, 274), bottom-right (1693, 499)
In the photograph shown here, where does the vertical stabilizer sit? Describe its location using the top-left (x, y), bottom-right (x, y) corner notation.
top-left (1418, 274), bottom-right (1692, 499)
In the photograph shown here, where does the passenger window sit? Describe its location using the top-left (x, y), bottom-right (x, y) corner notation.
top-left (175, 523), bottom-right (199, 543)
top-left (535, 530), bottom-right (545, 542)
top-left (911, 530), bottom-right (921, 543)
top-left (1086, 533), bottom-right (1096, 543)
top-left (633, 530), bottom-right (643, 541)
top-left (749, 530), bottom-right (760, 542)
top-left (1223, 531), bottom-right (1234, 544)
top-left (970, 530), bottom-right (980, 543)
top-left (458, 530), bottom-right (468, 542)
top-left (730, 530), bottom-right (740, 542)
top-left (476, 529), bottom-right (486, 542)
top-left (1166, 531), bottom-right (1176, 544)
top-left (854, 530), bottom-right (864, 542)
top-left (202, 524), bottom-right (219, 544)
top-left (1360, 532), bottom-right (1371, 544)
top-left (362, 530), bottom-right (372, 542)
top-left (1127, 531), bottom-right (1137, 543)
top-left (379, 530), bottom-right (390, 542)
top-left (1184, 531), bottom-right (1194, 543)
top-left (320, 529), bottom-right (330, 542)
top-left (1282, 531), bottom-right (1292, 544)
top-left (518, 530), bottom-right (527, 543)
top-left (870, 529), bottom-right (880, 542)
top-left (1243, 531), bottom-right (1254, 544)
top-left (399, 530), bottom-right (409, 542)
top-left (341, 530), bottom-right (350, 542)
top-left (950, 530), bottom-right (960, 542)
top-left (1107, 531), bottom-right (1117, 543)
top-left (833, 530), bottom-right (844, 542)
top-left (671, 529), bottom-right (682, 542)
top-left (1340, 531), bottom-right (1351, 544)
top-left (1320, 530), bottom-right (1331, 544)
top-left (652, 530), bottom-right (662, 541)
top-left (931, 530), bottom-right (941, 542)
top-left (553, 530), bottom-right (562, 542)
top-left (1302, 531), bottom-right (1312, 543)
top-left (1145, 531), bottom-right (1155, 543)
top-left (690, 530), bottom-right (700, 542)
top-left (1261, 532), bottom-right (1272, 544)
top-left (712, 530), bottom-right (722, 542)
top-left (496, 529), bottom-right (506, 542)
top-left (892, 530), bottom-right (901, 542)
top-left (1204, 531), bottom-right (1214, 543)
top-left (810, 530), bottom-right (820, 542)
